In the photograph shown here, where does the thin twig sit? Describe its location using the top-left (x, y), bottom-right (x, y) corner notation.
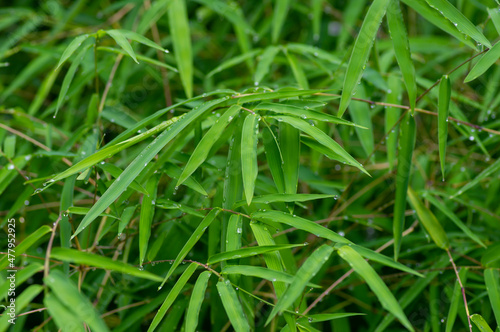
top-left (44, 215), bottom-right (61, 279)
top-left (447, 249), bottom-right (472, 332)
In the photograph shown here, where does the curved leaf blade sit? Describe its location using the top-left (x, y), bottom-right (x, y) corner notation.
top-left (106, 29), bottom-right (138, 64)
top-left (438, 75), bottom-right (451, 179)
top-left (185, 271), bottom-right (211, 332)
top-left (241, 114), bottom-right (259, 205)
top-left (465, 41), bottom-right (500, 82)
top-left (56, 34), bottom-right (90, 70)
top-left (208, 244), bottom-right (305, 265)
top-left (216, 280), bottom-right (250, 332)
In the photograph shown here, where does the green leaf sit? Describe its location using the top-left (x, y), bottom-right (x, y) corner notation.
top-left (207, 49), bottom-right (261, 78)
top-left (164, 163), bottom-right (207, 196)
top-left (66, 206), bottom-right (118, 219)
top-left (112, 29), bottom-right (168, 52)
top-left (45, 270), bottom-right (109, 332)
top-left (485, 269), bottom-right (500, 328)
top-left (451, 157), bottom-right (500, 198)
top-left (169, 0), bottom-right (193, 98)
top-left (349, 84), bottom-right (374, 157)
top-left (337, 245), bottom-right (414, 332)
top-left (256, 103), bottom-right (360, 126)
top-left (139, 174), bottom-right (160, 265)
top-left (424, 0), bottom-right (491, 48)
top-left (297, 313), bottom-right (365, 324)
top-left (208, 244), bottom-right (305, 265)
top-left (106, 29), bottom-right (139, 64)
top-left (285, 50), bottom-right (309, 89)
top-left (262, 125), bottom-right (286, 193)
top-left (280, 121), bottom-right (300, 196)
top-left (233, 193), bottom-right (336, 208)
top-left (274, 116), bottom-right (369, 175)
top-left (177, 105), bottom-right (241, 187)
top-left (185, 271), bottom-right (211, 332)
top-left (216, 280), bottom-right (250, 332)
top-left (97, 46), bottom-right (178, 72)
top-left (423, 193), bottom-right (485, 247)
top-left (221, 265), bottom-right (320, 288)
top-left (98, 162), bottom-right (149, 195)
top-left (148, 263), bottom-right (198, 332)
top-left (487, 7), bottom-right (500, 35)
top-left (255, 46), bottom-right (280, 84)
top-left (387, 0), bottom-right (417, 114)
top-left (287, 43), bottom-right (341, 65)
top-left (272, 0), bottom-right (291, 43)
top-left (71, 98), bottom-right (227, 238)
top-left (56, 34), bottom-right (90, 69)
top-left (161, 209), bottom-right (220, 287)
top-left (438, 75), bottom-right (451, 179)
top-left (44, 293), bottom-right (85, 332)
top-left (252, 210), bottom-right (350, 244)
top-left (465, 41), bottom-right (500, 82)
top-left (393, 112), bottom-right (416, 260)
top-left (50, 248), bottom-right (163, 282)
top-left (241, 113), bottom-right (259, 205)
top-left (471, 314), bottom-right (495, 332)
top-left (338, 0), bottom-right (390, 117)
top-left (266, 245), bottom-right (333, 324)
top-left (407, 187), bottom-right (449, 250)
top-left (0, 285), bottom-right (43, 331)
top-left (0, 225), bottom-right (51, 270)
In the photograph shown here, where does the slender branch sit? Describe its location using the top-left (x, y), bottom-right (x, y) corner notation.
top-left (44, 215), bottom-right (62, 279)
top-left (447, 249), bottom-right (472, 332)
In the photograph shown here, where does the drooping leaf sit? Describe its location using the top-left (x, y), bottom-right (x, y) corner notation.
top-left (207, 244), bottom-right (306, 265)
top-left (216, 280), bottom-right (251, 332)
top-left (465, 41), bottom-right (500, 82)
top-left (438, 75), bottom-right (451, 179)
top-left (241, 113), bottom-right (259, 205)
top-left (185, 271), bottom-right (212, 332)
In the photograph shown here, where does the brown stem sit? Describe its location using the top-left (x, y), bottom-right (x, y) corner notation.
top-left (447, 249), bottom-right (472, 332)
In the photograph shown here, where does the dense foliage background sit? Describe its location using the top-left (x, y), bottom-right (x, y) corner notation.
top-left (1, 0), bottom-right (500, 331)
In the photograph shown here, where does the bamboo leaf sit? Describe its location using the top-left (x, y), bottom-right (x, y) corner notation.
top-left (207, 50), bottom-right (261, 78)
top-left (285, 50), bottom-right (309, 89)
top-left (106, 29), bottom-right (139, 64)
top-left (393, 112), bottom-right (416, 260)
top-left (98, 162), bottom-right (149, 195)
top-left (471, 314), bottom-right (495, 332)
top-left (112, 29), bottom-right (168, 52)
top-left (407, 187), bottom-right (449, 250)
top-left (56, 34), bottom-right (90, 69)
top-left (424, 0), bottom-right (491, 48)
top-left (148, 263), bottom-right (198, 332)
top-left (266, 245), bottom-right (333, 324)
top-left (0, 225), bottom-right (51, 270)
top-left (71, 98), bottom-right (226, 238)
top-left (274, 116), bottom-right (369, 175)
top-left (50, 248), bottom-right (163, 282)
top-left (45, 270), bottom-right (109, 332)
top-left (255, 46), bottom-right (280, 84)
top-left (164, 163), bottom-right (207, 196)
top-left (177, 105), bottom-right (241, 187)
top-left (216, 280), bottom-right (250, 332)
top-left (139, 174), bottom-right (160, 265)
top-left (221, 265), bottom-right (320, 287)
top-left (298, 313), bottom-right (365, 324)
top-left (97, 46), bottom-right (178, 72)
top-left (386, 0), bottom-right (417, 114)
top-left (349, 84), bottom-right (374, 157)
top-left (488, 7), bottom-right (500, 35)
top-left (484, 269), bottom-right (500, 328)
top-left (451, 157), bottom-right (500, 198)
top-left (280, 121), bottom-right (301, 195)
top-left (0, 285), bottom-right (43, 331)
top-left (44, 293), bottom-right (85, 332)
top-left (66, 207), bottom-right (118, 219)
top-left (272, 0), bottom-right (291, 43)
top-left (464, 41), bottom-right (500, 82)
top-left (241, 113), bottom-right (259, 205)
top-left (185, 271), bottom-right (211, 332)
top-left (233, 193), bottom-right (336, 208)
top-left (337, 245), bottom-right (414, 332)
top-left (262, 125), bottom-right (286, 193)
top-left (208, 244), bottom-right (305, 265)
top-left (423, 193), bottom-right (485, 247)
top-left (338, 0), bottom-right (390, 117)
top-left (169, 0), bottom-right (193, 98)
top-left (438, 75), bottom-right (451, 179)
top-left (161, 209), bottom-right (220, 287)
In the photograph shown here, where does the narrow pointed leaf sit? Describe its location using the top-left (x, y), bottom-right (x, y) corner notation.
top-left (112, 29), bottom-right (168, 52)
top-left (106, 29), bottom-right (138, 64)
top-left (207, 50), bottom-right (261, 78)
top-left (285, 50), bottom-right (309, 89)
top-left (424, 0), bottom-right (491, 48)
top-left (221, 265), bottom-right (320, 287)
top-left (255, 46), bottom-right (280, 84)
top-left (208, 244), bottom-right (305, 265)
top-left (488, 7), bottom-right (500, 35)
top-left (471, 314), bottom-right (494, 332)
top-left (45, 270), bottom-right (109, 332)
top-left (280, 121), bottom-right (301, 195)
top-left (185, 271), bottom-right (211, 332)
top-left (44, 293), bottom-right (85, 332)
top-left (0, 225), bottom-right (51, 270)
top-left (66, 207), bottom-right (118, 219)
top-left (272, 0), bottom-right (290, 43)
top-left (97, 46), bottom-right (177, 72)
top-left (349, 84), bottom-right (374, 157)
top-left (98, 162), bottom-right (149, 195)
top-left (164, 163), bottom-right (207, 196)
top-left (72, 98), bottom-right (226, 238)
top-left (216, 280), bottom-right (250, 332)
top-left (50, 248), bottom-right (163, 282)
top-left (451, 157), bottom-right (500, 198)
top-left (148, 263), bottom-right (198, 332)
top-left (178, 105), bottom-right (241, 186)
top-left (266, 245), bottom-right (333, 324)
top-left (337, 245), bottom-right (414, 332)
top-left (56, 34), bottom-right (90, 69)
top-left (393, 112), bottom-right (416, 260)
top-left (387, 0), bottom-right (417, 113)
top-left (407, 187), bottom-right (449, 250)
top-left (465, 41), bottom-right (500, 82)
top-left (262, 125), bottom-right (286, 193)
top-left (274, 116), bottom-right (369, 175)
top-left (169, 0), bottom-right (193, 98)
top-left (338, 0), bottom-right (390, 117)
top-left (484, 269), bottom-right (500, 328)
top-left (298, 313), bottom-right (365, 324)
top-left (161, 209), bottom-right (220, 287)
top-left (139, 174), bottom-right (159, 265)
top-left (233, 193), bottom-right (336, 208)
top-left (438, 75), bottom-right (451, 179)
top-left (241, 114), bottom-right (259, 205)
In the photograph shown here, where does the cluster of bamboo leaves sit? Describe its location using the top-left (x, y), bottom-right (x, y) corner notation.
top-left (1, 0), bottom-right (500, 331)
